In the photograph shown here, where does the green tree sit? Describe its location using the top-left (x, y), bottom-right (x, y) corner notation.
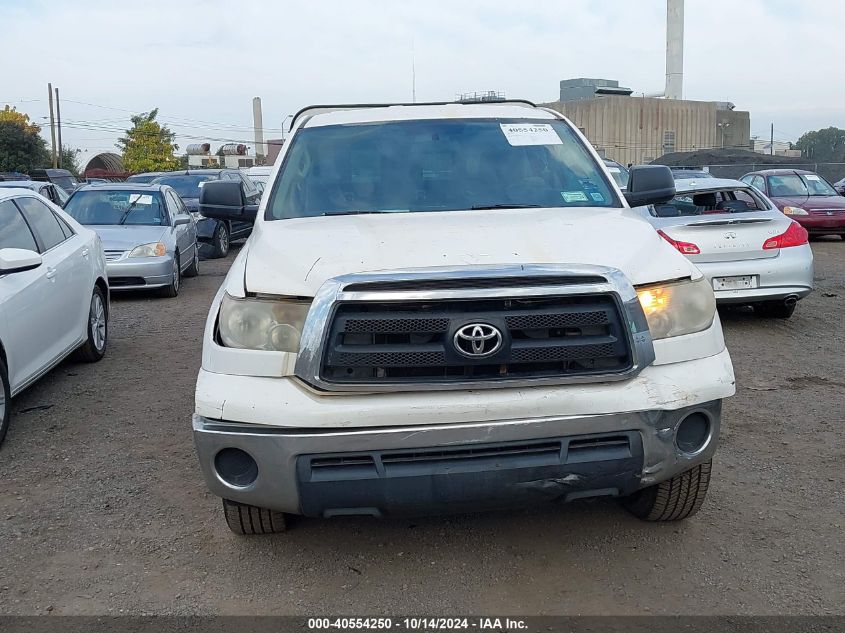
top-left (117, 108), bottom-right (180, 173)
top-left (795, 127), bottom-right (845, 162)
top-left (0, 105), bottom-right (50, 173)
top-left (56, 146), bottom-right (81, 178)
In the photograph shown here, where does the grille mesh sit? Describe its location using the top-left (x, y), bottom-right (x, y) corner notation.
top-left (344, 318), bottom-right (450, 333)
top-left (320, 293), bottom-right (631, 384)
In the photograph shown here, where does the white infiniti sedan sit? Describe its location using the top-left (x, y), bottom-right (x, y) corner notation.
top-left (0, 188), bottom-right (109, 445)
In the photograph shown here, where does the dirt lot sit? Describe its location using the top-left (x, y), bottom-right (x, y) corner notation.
top-left (1, 241), bottom-right (843, 616)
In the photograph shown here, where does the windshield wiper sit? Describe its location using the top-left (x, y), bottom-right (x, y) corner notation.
top-left (470, 204), bottom-right (542, 210)
top-left (118, 199), bottom-right (143, 225)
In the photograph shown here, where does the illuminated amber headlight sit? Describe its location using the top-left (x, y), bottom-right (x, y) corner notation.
top-left (636, 277), bottom-right (716, 340)
top-left (218, 293), bottom-right (311, 352)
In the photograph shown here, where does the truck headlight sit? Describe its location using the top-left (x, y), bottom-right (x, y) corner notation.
top-left (218, 293), bottom-right (311, 352)
top-left (636, 277), bottom-right (716, 340)
top-left (129, 242), bottom-right (166, 257)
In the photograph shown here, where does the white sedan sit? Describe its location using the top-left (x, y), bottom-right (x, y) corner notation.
top-left (0, 188), bottom-right (109, 445)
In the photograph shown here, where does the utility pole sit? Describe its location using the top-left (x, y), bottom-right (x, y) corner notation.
top-left (770, 123), bottom-right (774, 156)
top-left (47, 82), bottom-right (57, 168)
top-left (55, 87), bottom-right (63, 168)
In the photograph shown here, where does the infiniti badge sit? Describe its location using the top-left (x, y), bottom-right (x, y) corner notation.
top-left (453, 323), bottom-right (503, 358)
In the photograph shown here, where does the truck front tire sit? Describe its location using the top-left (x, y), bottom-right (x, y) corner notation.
top-left (222, 499), bottom-right (287, 535)
top-left (623, 460), bottom-right (712, 521)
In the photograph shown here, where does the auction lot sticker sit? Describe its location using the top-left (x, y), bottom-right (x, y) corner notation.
top-left (500, 123), bottom-right (563, 146)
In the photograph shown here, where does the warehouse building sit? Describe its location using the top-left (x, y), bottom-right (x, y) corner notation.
top-left (541, 78), bottom-right (751, 166)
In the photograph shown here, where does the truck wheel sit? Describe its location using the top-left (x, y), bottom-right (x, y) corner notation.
top-left (211, 222), bottom-right (230, 258)
top-left (73, 286), bottom-right (108, 362)
top-left (222, 499), bottom-right (287, 535)
top-left (623, 460), bottom-right (712, 521)
top-left (0, 358), bottom-right (10, 446)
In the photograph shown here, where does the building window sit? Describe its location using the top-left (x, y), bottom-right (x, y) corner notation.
top-left (663, 130), bottom-right (676, 153)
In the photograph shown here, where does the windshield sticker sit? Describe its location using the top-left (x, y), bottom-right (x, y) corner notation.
top-left (607, 167), bottom-right (621, 173)
top-left (590, 192), bottom-right (605, 202)
top-left (561, 191), bottom-right (589, 203)
top-left (500, 123), bottom-right (563, 146)
top-left (128, 194), bottom-right (153, 205)
top-left (804, 174), bottom-right (820, 181)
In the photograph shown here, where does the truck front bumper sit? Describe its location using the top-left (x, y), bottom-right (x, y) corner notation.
top-left (193, 399), bottom-right (722, 517)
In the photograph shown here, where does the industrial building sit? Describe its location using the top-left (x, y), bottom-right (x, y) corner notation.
top-left (542, 87), bottom-right (751, 166)
top-left (540, 0), bottom-right (751, 166)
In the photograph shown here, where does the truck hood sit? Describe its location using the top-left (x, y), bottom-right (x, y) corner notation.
top-left (244, 208), bottom-right (697, 296)
top-left (91, 225), bottom-right (167, 251)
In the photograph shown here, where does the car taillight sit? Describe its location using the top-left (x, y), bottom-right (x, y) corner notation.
top-left (657, 230), bottom-right (701, 255)
top-left (763, 221), bottom-right (809, 250)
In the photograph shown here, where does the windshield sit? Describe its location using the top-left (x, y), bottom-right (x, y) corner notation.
top-left (651, 187), bottom-right (770, 217)
top-left (152, 174), bottom-right (216, 198)
top-left (604, 162), bottom-right (629, 188)
top-left (767, 174), bottom-right (837, 197)
top-left (64, 190), bottom-right (165, 225)
top-left (267, 119), bottom-right (619, 219)
top-left (126, 174), bottom-right (161, 183)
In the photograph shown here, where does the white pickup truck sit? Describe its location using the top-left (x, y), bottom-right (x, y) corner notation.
top-left (193, 101), bottom-right (735, 534)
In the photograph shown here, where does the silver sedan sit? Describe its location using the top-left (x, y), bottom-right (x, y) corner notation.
top-left (631, 177), bottom-right (813, 318)
top-left (62, 183), bottom-right (200, 297)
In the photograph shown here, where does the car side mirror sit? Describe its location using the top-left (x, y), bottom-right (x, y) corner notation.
top-left (199, 181), bottom-right (258, 222)
top-left (0, 248), bottom-right (42, 274)
top-left (174, 216), bottom-right (190, 226)
top-left (623, 165), bottom-right (676, 207)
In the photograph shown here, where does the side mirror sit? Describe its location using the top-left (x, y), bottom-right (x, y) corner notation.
top-left (0, 248), bottom-right (42, 274)
top-left (173, 216), bottom-right (190, 226)
top-left (623, 165), bottom-right (676, 207)
top-left (199, 181), bottom-right (258, 222)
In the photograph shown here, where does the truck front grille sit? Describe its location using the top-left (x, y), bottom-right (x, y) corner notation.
top-left (319, 294), bottom-right (632, 385)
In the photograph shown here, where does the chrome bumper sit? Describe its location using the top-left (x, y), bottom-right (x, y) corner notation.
top-left (193, 400), bottom-right (721, 516)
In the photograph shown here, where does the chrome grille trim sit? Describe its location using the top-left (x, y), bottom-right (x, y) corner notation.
top-left (294, 264), bottom-right (656, 393)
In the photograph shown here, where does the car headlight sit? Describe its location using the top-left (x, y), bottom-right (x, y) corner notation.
top-left (218, 293), bottom-right (311, 352)
top-left (636, 277), bottom-right (716, 340)
top-left (129, 242), bottom-right (166, 257)
top-left (782, 206), bottom-right (808, 216)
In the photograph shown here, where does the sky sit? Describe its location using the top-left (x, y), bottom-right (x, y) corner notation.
top-left (2, 0), bottom-right (843, 166)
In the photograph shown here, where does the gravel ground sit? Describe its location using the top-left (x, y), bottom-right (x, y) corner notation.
top-left (0, 241), bottom-right (843, 616)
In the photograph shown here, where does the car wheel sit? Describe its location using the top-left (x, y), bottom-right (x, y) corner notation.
top-left (0, 357), bottom-right (10, 447)
top-left (183, 246), bottom-right (200, 278)
top-left (73, 286), bottom-right (108, 363)
top-left (222, 499), bottom-right (287, 535)
top-left (623, 460), bottom-right (712, 521)
top-left (159, 256), bottom-right (180, 298)
top-left (755, 300), bottom-right (796, 319)
top-left (211, 222), bottom-right (230, 258)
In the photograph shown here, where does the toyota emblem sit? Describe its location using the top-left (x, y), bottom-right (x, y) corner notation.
top-left (453, 323), bottom-right (503, 358)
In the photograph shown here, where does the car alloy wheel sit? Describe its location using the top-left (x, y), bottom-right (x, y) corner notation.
top-left (90, 292), bottom-right (107, 352)
top-left (218, 224), bottom-right (229, 254)
top-left (172, 259), bottom-right (180, 293)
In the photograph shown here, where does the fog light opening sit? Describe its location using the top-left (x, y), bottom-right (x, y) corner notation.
top-left (214, 447), bottom-right (258, 487)
top-left (675, 412), bottom-right (712, 456)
